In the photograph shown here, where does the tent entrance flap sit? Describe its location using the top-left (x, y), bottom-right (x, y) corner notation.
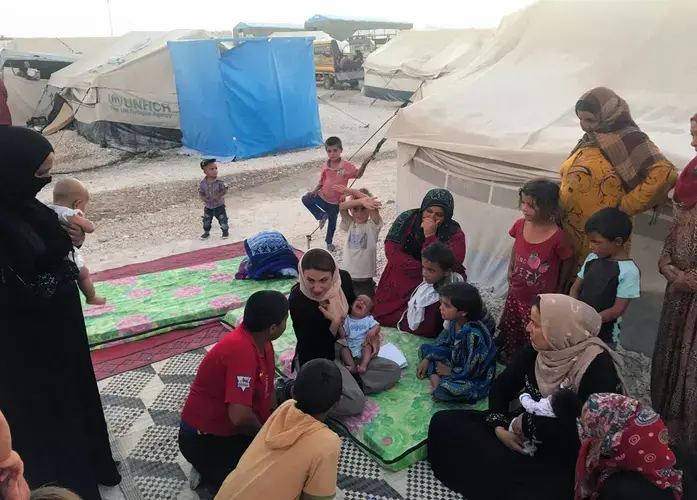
top-left (168, 37), bottom-right (322, 158)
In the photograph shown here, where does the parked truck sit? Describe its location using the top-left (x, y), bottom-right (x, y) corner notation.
top-left (313, 39), bottom-right (364, 90)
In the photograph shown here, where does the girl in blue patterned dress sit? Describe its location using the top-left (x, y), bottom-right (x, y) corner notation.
top-left (416, 282), bottom-right (497, 402)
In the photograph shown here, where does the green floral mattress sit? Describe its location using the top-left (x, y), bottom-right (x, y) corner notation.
top-left (223, 309), bottom-right (494, 472)
top-left (83, 256), bottom-right (296, 350)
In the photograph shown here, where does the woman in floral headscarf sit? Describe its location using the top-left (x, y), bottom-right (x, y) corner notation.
top-left (561, 87), bottom-right (677, 270)
top-left (428, 294), bottom-right (623, 499)
top-left (576, 393), bottom-right (685, 500)
top-left (373, 188), bottom-right (466, 337)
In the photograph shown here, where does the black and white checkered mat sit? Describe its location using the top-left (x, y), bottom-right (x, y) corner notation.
top-left (98, 346), bottom-right (462, 500)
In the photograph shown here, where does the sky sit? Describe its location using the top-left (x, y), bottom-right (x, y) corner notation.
top-left (1, 0), bottom-right (536, 38)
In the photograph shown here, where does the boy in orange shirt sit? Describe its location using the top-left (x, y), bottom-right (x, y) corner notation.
top-left (302, 136), bottom-right (366, 251)
top-left (215, 359), bottom-right (342, 500)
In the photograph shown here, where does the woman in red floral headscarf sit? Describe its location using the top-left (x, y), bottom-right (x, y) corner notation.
top-left (576, 393), bottom-right (683, 500)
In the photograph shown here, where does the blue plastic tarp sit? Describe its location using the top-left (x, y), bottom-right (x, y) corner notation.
top-left (168, 37), bottom-right (322, 159)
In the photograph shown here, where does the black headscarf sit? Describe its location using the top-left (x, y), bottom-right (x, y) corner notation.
top-left (0, 126), bottom-right (73, 280)
top-left (385, 188), bottom-right (461, 260)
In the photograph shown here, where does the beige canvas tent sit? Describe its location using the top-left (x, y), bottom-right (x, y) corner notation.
top-left (47, 29), bottom-right (210, 150)
top-left (363, 28), bottom-right (492, 102)
top-left (0, 37), bottom-right (115, 126)
top-left (0, 37), bottom-right (115, 55)
top-left (387, 0), bottom-right (697, 355)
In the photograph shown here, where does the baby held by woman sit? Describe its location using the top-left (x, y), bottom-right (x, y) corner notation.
top-left (48, 178), bottom-right (105, 305)
top-left (514, 382), bottom-right (582, 456)
top-left (338, 295), bottom-right (380, 374)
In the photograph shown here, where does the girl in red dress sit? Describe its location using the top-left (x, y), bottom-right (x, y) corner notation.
top-left (498, 179), bottom-right (574, 363)
top-left (373, 189), bottom-right (466, 335)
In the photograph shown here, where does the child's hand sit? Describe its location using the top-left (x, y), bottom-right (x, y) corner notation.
top-left (435, 362), bottom-right (452, 376)
top-left (361, 197), bottom-right (382, 211)
top-left (416, 359), bottom-right (429, 379)
top-left (332, 185), bottom-right (347, 195)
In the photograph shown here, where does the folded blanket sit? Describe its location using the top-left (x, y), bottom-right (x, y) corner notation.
top-left (241, 231), bottom-right (299, 280)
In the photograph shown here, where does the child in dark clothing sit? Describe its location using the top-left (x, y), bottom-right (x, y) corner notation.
top-left (570, 208), bottom-right (640, 348)
top-left (199, 158), bottom-right (229, 240)
top-left (416, 283), bottom-right (497, 402)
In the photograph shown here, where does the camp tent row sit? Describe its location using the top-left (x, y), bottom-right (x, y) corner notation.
top-left (363, 28), bottom-right (493, 102)
top-left (387, 0), bottom-right (697, 355)
top-left (45, 30), bottom-right (210, 150)
top-left (234, 16), bottom-right (413, 42)
top-left (41, 30), bottom-right (321, 157)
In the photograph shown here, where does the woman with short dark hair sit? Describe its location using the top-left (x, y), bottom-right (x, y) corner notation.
top-left (288, 249), bottom-right (401, 416)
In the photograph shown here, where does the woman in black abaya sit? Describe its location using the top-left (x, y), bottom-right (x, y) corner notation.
top-left (0, 126), bottom-right (120, 499)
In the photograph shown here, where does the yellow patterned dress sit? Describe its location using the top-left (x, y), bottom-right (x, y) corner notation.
top-left (560, 146), bottom-right (678, 270)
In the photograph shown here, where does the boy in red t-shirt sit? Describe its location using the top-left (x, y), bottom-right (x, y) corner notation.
top-left (302, 136), bottom-right (367, 251)
top-left (178, 290), bottom-right (289, 493)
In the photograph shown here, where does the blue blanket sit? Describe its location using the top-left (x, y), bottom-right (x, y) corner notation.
top-left (241, 231), bottom-right (299, 280)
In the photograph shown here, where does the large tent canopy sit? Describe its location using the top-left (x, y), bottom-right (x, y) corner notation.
top-left (233, 22), bottom-right (305, 38)
top-left (0, 37), bottom-right (116, 56)
top-left (304, 15), bottom-right (412, 41)
top-left (363, 28), bottom-right (493, 101)
top-left (387, 0), bottom-right (697, 355)
top-left (49, 30), bottom-right (209, 93)
top-left (389, 0), bottom-right (697, 174)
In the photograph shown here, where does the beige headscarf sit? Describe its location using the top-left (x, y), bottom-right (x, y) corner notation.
top-left (297, 251), bottom-right (349, 322)
top-left (535, 294), bottom-right (624, 397)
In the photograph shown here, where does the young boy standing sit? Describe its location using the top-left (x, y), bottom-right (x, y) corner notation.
top-left (302, 136), bottom-right (366, 251)
top-left (199, 158), bottom-right (229, 240)
top-left (570, 207), bottom-right (640, 348)
top-left (215, 359), bottom-right (342, 500)
top-left (338, 187), bottom-right (383, 297)
top-left (178, 291), bottom-right (288, 493)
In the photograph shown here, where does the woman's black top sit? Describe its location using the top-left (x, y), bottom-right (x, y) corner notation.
top-left (486, 343), bottom-right (623, 462)
top-left (289, 269), bottom-right (356, 367)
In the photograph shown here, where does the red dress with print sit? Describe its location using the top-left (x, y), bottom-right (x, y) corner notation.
top-left (498, 219), bottom-right (573, 362)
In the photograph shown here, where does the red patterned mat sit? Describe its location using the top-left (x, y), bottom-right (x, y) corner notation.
top-left (92, 320), bottom-right (231, 380)
top-left (89, 241), bottom-right (303, 379)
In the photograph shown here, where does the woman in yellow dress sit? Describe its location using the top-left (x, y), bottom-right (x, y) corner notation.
top-left (560, 87), bottom-right (678, 270)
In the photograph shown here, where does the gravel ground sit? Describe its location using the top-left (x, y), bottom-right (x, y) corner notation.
top-left (42, 90), bottom-right (401, 198)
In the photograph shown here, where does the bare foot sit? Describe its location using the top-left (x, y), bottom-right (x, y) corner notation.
top-left (87, 296), bottom-right (107, 306)
top-left (347, 365), bottom-right (358, 374)
top-left (358, 364), bottom-right (368, 374)
top-left (428, 374), bottom-right (440, 395)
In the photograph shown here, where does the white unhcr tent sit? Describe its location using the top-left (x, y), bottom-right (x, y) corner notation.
top-left (363, 29), bottom-right (493, 102)
top-left (387, 0), bottom-right (697, 355)
top-left (46, 29), bottom-right (210, 151)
